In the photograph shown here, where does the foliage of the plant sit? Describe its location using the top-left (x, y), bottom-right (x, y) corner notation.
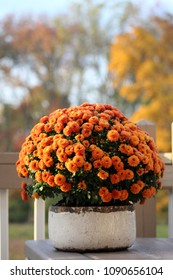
top-left (16, 103), bottom-right (164, 206)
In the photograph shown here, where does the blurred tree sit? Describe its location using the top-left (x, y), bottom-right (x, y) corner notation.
top-left (0, 0), bottom-right (134, 152)
top-left (109, 14), bottom-right (173, 151)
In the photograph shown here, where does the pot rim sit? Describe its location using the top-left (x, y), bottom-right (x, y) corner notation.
top-left (49, 204), bottom-right (135, 213)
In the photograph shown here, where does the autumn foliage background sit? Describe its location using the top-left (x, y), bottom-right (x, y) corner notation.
top-left (0, 0), bottom-right (171, 236)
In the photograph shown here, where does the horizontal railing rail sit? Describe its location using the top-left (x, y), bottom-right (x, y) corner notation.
top-left (0, 121), bottom-right (173, 259)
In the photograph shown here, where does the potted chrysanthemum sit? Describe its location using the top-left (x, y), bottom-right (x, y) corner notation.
top-left (16, 103), bottom-right (164, 251)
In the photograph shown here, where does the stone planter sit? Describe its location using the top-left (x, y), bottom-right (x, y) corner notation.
top-left (48, 205), bottom-right (136, 252)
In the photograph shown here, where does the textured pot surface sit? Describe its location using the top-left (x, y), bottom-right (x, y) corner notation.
top-left (48, 205), bottom-right (136, 252)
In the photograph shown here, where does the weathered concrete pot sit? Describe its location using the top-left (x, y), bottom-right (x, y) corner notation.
top-left (48, 205), bottom-right (136, 252)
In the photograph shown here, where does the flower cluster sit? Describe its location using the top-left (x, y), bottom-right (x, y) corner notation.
top-left (16, 103), bottom-right (164, 206)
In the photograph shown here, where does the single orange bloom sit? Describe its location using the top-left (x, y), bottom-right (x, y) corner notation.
top-left (130, 135), bottom-right (139, 146)
top-left (93, 159), bottom-right (102, 169)
top-left (21, 181), bottom-right (27, 191)
top-left (65, 145), bottom-right (74, 156)
top-left (130, 183), bottom-right (141, 194)
top-left (40, 115), bottom-right (49, 123)
top-left (75, 134), bottom-right (84, 141)
top-left (97, 169), bottom-right (109, 180)
top-left (107, 130), bottom-right (119, 142)
top-left (101, 156), bottom-right (112, 168)
top-left (56, 163), bottom-right (64, 170)
top-left (150, 186), bottom-right (156, 196)
top-left (137, 168), bottom-right (145, 176)
top-left (113, 161), bottom-right (124, 171)
top-left (35, 171), bottom-right (43, 183)
top-left (58, 153), bottom-right (68, 163)
top-left (74, 143), bottom-right (85, 155)
top-left (68, 121), bottom-right (80, 133)
top-left (94, 125), bottom-right (103, 132)
top-left (21, 190), bottom-right (28, 201)
top-left (110, 173), bottom-right (120, 184)
top-left (142, 189), bottom-right (152, 199)
top-left (54, 122), bottom-right (64, 133)
top-left (81, 128), bottom-right (92, 138)
top-left (73, 155), bottom-right (84, 167)
top-left (89, 116), bottom-right (99, 124)
top-left (112, 189), bottom-right (121, 199)
top-left (137, 180), bottom-right (145, 189)
top-left (65, 160), bottom-right (78, 173)
top-left (128, 155), bottom-right (140, 167)
top-left (112, 155), bottom-right (121, 164)
top-left (82, 140), bottom-right (90, 148)
top-left (101, 192), bottom-right (112, 203)
top-left (99, 186), bottom-right (109, 196)
top-left (63, 126), bottom-right (72, 136)
top-left (47, 175), bottom-right (56, 187)
top-left (60, 183), bottom-right (71, 192)
top-left (32, 192), bottom-right (39, 199)
top-left (99, 118), bottom-right (110, 129)
top-left (54, 174), bottom-right (66, 186)
top-left (82, 122), bottom-right (93, 130)
top-left (118, 169), bottom-right (126, 181)
top-left (92, 147), bottom-right (104, 160)
top-left (125, 169), bottom-right (134, 180)
top-left (58, 138), bottom-right (70, 148)
top-left (83, 162), bottom-right (92, 171)
top-left (78, 180), bottom-right (87, 190)
top-left (119, 189), bottom-right (129, 201)
top-left (29, 160), bottom-right (39, 171)
top-left (42, 171), bottom-right (51, 182)
top-left (38, 160), bottom-right (46, 170)
top-left (43, 156), bottom-right (54, 167)
top-left (44, 123), bottom-right (54, 133)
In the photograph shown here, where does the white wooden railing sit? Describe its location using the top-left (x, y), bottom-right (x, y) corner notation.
top-left (0, 120), bottom-right (173, 260)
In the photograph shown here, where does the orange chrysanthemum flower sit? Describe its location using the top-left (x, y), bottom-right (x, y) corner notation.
top-left (107, 130), bottom-right (119, 142)
top-left (73, 155), bottom-right (84, 167)
top-left (101, 156), bottom-right (112, 168)
top-left (60, 183), bottom-right (71, 192)
top-left (112, 189), bottom-right (121, 199)
top-left (97, 169), bottom-right (109, 180)
top-left (47, 175), bottom-right (56, 187)
top-left (83, 162), bottom-right (92, 171)
top-left (65, 160), bottom-right (78, 173)
top-left (29, 160), bottom-right (39, 171)
top-left (110, 173), bottom-right (120, 184)
top-left (54, 173), bottom-right (66, 186)
top-left (130, 183), bottom-right (141, 194)
top-left (98, 187), bottom-right (109, 196)
top-left (128, 155), bottom-right (140, 167)
top-left (119, 189), bottom-right (129, 201)
top-left (142, 189), bottom-right (152, 199)
top-left (101, 192), bottom-right (112, 203)
top-left (78, 180), bottom-right (87, 190)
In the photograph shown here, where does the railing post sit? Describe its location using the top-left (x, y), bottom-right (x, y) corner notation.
top-left (34, 199), bottom-right (45, 240)
top-left (136, 120), bottom-right (156, 237)
top-left (0, 189), bottom-right (9, 260)
top-left (169, 122), bottom-right (173, 237)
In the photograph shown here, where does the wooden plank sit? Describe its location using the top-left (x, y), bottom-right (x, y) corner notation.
top-left (0, 165), bottom-right (22, 189)
top-left (0, 153), bottom-right (19, 164)
top-left (162, 165), bottom-right (173, 188)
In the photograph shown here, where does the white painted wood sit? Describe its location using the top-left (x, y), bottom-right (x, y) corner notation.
top-left (168, 188), bottom-right (173, 238)
top-left (0, 189), bottom-right (9, 260)
top-left (34, 199), bottom-right (45, 240)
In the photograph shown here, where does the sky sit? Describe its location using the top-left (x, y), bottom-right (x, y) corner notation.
top-left (0, 0), bottom-right (173, 19)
